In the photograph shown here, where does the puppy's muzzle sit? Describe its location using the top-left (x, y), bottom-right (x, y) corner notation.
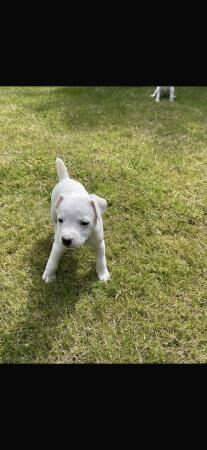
top-left (62, 237), bottom-right (73, 247)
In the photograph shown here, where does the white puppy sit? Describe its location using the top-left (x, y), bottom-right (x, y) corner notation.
top-left (42, 158), bottom-right (110, 283)
top-left (150, 86), bottom-right (175, 102)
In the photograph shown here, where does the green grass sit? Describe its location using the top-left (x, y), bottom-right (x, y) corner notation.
top-left (1, 86), bottom-right (207, 363)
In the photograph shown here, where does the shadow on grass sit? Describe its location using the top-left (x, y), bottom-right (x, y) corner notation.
top-left (26, 86), bottom-right (151, 131)
top-left (26, 86), bottom-right (203, 140)
top-left (1, 234), bottom-right (98, 363)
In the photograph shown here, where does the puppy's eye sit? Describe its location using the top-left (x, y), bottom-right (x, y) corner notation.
top-left (80, 221), bottom-right (89, 226)
top-left (58, 218), bottom-right (63, 223)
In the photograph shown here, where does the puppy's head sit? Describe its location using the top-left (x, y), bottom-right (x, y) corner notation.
top-left (55, 193), bottom-right (107, 248)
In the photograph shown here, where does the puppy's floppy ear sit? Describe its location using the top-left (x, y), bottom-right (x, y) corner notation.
top-left (90, 194), bottom-right (107, 220)
top-left (55, 193), bottom-right (64, 209)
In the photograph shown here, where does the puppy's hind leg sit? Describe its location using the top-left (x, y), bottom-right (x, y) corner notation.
top-left (169, 86), bottom-right (175, 101)
top-left (155, 87), bottom-right (161, 102)
top-left (150, 87), bottom-right (158, 98)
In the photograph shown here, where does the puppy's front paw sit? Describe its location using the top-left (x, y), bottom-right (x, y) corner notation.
top-left (98, 269), bottom-right (111, 282)
top-left (42, 269), bottom-right (56, 283)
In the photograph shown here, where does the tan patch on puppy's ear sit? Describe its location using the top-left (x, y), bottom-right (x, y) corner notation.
top-left (55, 194), bottom-right (64, 209)
top-left (90, 197), bottom-right (101, 220)
top-left (90, 194), bottom-right (107, 220)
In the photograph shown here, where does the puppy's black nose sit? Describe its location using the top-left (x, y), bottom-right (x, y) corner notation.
top-left (62, 237), bottom-right (72, 247)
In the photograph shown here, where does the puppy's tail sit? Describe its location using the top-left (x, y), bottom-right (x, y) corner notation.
top-left (56, 158), bottom-right (70, 181)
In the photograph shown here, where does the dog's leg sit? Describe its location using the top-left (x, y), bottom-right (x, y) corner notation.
top-left (42, 241), bottom-right (65, 282)
top-left (155, 87), bottom-right (161, 102)
top-left (94, 240), bottom-right (110, 281)
top-left (169, 86), bottom-right (175, 102)
top-left (150, 87), bottom-right (158, 98)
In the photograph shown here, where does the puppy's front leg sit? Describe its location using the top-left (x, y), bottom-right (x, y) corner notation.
top-left (95, 240), bottom-right (110, 282)
top-left (42, 241), bottom-right (65, 283)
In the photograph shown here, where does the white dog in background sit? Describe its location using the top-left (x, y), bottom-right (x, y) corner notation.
top-left (43, 158), bottom-right (110, 283)
top-left (150, 86), bottom-right (176, 102)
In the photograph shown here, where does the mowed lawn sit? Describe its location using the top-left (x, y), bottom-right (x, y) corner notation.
top-left (1, 86), bottom-right (207, 363)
